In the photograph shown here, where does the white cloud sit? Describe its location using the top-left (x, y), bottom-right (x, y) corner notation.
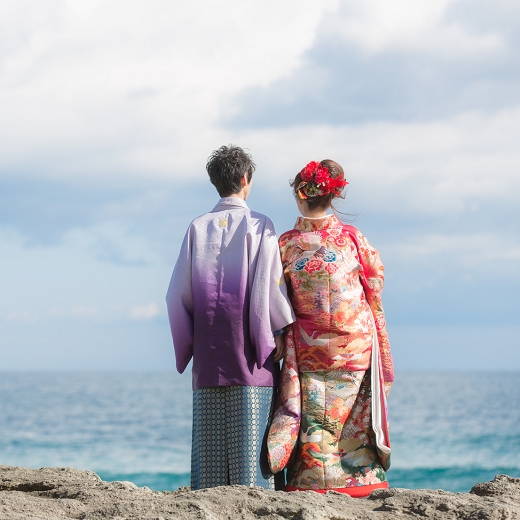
top-left (64, 222), bottom-right (161, 266)
top-left (0, 0), bottom-right (337, 180)
top-left (70, 305), bottom-right (100, 319)
top-left (383, 232), bottom-right (520, 266)
top-left (129, 302), bottom-right (161, 321)
top-left (324, 0), bottom-right (504, 56)
top-left (0, 310), bottom-right (39, 323)
top-left (0, 0), bottom-right (518, 213)
top-left (0, 303), bottom-right (163, 323)
top-left (1, 0), bottom-right (519, 360)
top-left (227, 107), bottom-right (520, 215)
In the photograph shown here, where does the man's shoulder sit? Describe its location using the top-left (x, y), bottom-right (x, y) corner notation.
top-left (189, 210), bottom-right (218, 227)
top-left (220, 205), bottom-right (274, 229)
top-left (248, 209), bottom-right (273, 226)
top-left (189, 207), bottom-right (274, 233)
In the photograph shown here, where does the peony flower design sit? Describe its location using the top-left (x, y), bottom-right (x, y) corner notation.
top-left (335, 312), bottom-right (346, 324)
top-left (294, 258), bottom-right (309, 271)
top-left (323, 251), bottom-right (336, 262)
top-left (292, 277), bottom-right (302, 290)
top-left (304, 259), bottom-right (323, 273)
top-left (325, 262), bottom-right (338, 274)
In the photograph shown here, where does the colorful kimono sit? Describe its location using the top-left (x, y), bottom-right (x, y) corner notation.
top-left (268, 214), bottom-right (394, 496)
top-left (166, 197), bottom-right (295, 490)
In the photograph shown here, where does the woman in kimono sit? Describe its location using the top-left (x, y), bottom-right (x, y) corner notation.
top-left (268, 160), bottom-right (394, 497)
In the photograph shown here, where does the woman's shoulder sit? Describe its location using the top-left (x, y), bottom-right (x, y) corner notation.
top-left (338, 222), bottom-right (359, 235)
top-left (279, 228), bottom-right (301, 246)
top-left (331, 222), bottom-right (380, 260)
top-left (336, 222), bottom-right (370, 245)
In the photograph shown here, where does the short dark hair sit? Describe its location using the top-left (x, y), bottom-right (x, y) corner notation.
top-left (206, 145), bottom-right (256, 197)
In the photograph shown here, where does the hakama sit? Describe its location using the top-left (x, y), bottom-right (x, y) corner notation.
top-left (191, 386), bottom-right (283, 490)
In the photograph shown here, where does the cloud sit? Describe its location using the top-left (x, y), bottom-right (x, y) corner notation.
top-left (225, 0), bottom-right (520, 127)
top-left (0, 175), bottom-right (218, 265)
top-left (379, 228), bottom-right (520, 327)
top-left (327, 0), bottom-right (504, 56)
top-left (232, 108), bottom-right (520, 220)
top-left (384, 233), bottom-right (520, 266)
top-left (0, 0), bottom-right (336, 181)
top-left (129, 303), bottom-right (161, 321)
top-left (0, 302), bottom-right (164, 323)
top-left (2, 104), bottom-right (520, 269)
top-left (1, 0), bottom-right (520, 374)
top-left (2, 0), bottom-right (518, 249)
top-left (0, 310), bottom-right (39, 323)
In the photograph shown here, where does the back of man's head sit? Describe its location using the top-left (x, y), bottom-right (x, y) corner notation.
top-left (206, 145), bottom-right (256, 197)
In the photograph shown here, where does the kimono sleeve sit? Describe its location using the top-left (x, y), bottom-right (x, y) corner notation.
top-left (249, 218), bottom-right (295, 369)
top-left (267, 324), bottom-right (301, 473)
top-left (349, 227), bottom-right (395, 383)
top-left (166, 227), bottom-right (194, 374)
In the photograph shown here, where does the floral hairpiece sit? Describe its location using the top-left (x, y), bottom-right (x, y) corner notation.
top-left (297, 161), bottom-right (348, 200)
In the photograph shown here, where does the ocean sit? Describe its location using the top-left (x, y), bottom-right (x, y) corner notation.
top-left (1, 371), bottom-right (519, 492)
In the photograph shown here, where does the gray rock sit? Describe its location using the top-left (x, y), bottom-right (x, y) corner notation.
top-left (1, 466), bottom-right (519, 519)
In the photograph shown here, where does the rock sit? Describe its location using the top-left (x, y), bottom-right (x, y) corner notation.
top-left (0, 465), bottom-right (519, 519)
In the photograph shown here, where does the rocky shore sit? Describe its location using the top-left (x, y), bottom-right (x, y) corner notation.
top-left (1, 465), bottom-right (519, 519)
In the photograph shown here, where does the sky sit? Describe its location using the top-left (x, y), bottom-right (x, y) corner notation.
top-left (1, 0), bottom-right (519, 371)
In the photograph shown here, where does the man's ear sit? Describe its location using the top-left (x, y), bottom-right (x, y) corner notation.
top-left (241, 172), bottom-right (249, 187)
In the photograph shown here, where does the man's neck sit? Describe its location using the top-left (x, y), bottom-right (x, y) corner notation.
top-left (228, 189), bottom-right (248, 201)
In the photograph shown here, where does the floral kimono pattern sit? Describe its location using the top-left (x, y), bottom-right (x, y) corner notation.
top-left (278, 215), bottom-right (393, 381)
top-left (268, 215), bottom-right (393, 494)
top-left (289, 369), bottom-right (387, 490)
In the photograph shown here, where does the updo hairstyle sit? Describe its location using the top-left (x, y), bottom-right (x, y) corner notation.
top-left (290, 159), bottom-right (346, 211)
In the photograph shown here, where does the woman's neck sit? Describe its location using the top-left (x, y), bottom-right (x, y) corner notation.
top-left (298, 205), bottom-right (328, 218)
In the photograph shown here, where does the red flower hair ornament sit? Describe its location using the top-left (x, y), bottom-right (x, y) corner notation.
top-left (297, 161), bottom-right (348, 200)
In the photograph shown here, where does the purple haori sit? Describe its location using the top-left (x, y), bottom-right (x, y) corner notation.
top-left (166, 197), bottom-right (295, 390)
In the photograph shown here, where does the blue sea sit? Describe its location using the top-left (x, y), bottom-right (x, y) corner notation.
top-left (1, 371), bottom-right (519, 492)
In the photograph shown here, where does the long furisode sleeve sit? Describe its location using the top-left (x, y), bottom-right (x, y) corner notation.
top-left (346, 226), bottom-right (394, 383)
top-left (249, 218), bottom-right (295, 369)
top-left (166, 227), bottom-right (194, 374)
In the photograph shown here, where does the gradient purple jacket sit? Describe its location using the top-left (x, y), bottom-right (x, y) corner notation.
top-left (166, 197), bottom-right (295, 390)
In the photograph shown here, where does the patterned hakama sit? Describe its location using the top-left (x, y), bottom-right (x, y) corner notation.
top-left (191, 386), bottom-right (281, 490)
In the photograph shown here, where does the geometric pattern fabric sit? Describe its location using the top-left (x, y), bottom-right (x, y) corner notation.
top-left (191, 386), bottom-right (280, 490)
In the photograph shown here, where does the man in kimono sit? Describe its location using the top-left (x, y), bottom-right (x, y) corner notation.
top-left (166, 145), bottom-right (295, 490)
